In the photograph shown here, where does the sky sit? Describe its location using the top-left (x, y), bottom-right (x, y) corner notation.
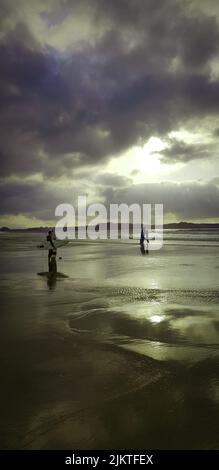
top-left (1, 0), bottom-right (219, 227)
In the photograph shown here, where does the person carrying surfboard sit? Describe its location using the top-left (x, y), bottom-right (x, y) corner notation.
top-left (140, 226), bottom-right (149, 255)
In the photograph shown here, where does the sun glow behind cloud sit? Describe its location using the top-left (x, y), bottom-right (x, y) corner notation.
top-left (107, 136), bottom-right (174, 182)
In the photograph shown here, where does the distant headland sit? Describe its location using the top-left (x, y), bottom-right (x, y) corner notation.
top-left (1, 222), bottom-right (219, 233)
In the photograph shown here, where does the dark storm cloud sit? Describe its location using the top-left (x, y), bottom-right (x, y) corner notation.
top-left (175, 14), bottom-right (219, 68)
top-left (0, 172), bottom-right (131, 218)
top-left (0, 179), bottom-right (59, 220)
top-left (66, 0), bottom-right (219, 70)
top-left (0, 0), bottom-right (219, 179)
top-left (158, 139), bottom-right (217, 163)
top-left (1, 178), bottom-right (219, 221)
top-left (0, 178), bottom-right (84, 220)
top-left (94, 173), bottom-right (132, 187)
top-left (102, 180), bottom-right (219, 220)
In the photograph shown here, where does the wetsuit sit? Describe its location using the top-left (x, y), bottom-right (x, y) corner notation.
top-left (47, 233), bottom-right (56, 265)
top-left (140, 229), bottom-right (145, 254)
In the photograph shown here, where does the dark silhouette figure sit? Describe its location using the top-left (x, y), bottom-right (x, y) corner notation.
top-left (140, 227), bottom-right (149, 255)
top-left (47, 229), bottom-right (56, 271)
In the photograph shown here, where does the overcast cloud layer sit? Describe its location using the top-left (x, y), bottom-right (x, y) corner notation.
top-left (0, 0), bottom-right (219, 226)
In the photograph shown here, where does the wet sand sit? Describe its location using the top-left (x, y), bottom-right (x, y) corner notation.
top-left (0, 234), bottom-right (219, 449)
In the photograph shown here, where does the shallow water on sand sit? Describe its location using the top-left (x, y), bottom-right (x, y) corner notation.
top-left (0, 232), bottom-right (219, 449)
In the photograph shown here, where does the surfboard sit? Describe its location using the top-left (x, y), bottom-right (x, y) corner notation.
top-left (37, 271), bottom-right (68, 278)
top-left (37, 240), bottom-right (68, 250)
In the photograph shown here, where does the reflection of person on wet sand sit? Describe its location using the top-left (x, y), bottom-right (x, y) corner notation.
top-left (47, 265), bottom-right (57, 289)
top-left (49, 249), bottom-right (57, 274)
top-left (140, 226), bottom-right (149, 255)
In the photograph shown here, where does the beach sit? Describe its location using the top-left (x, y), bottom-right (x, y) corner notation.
top-left (0, 231), bottom-right (219, 449)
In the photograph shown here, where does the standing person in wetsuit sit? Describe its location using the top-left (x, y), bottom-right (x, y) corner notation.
top-left (140, 226), bottom-right (149, 255)
top-left (47, 230), bottom-right (56, 271)
top-left (140, 227), bottom-right (145, 254)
